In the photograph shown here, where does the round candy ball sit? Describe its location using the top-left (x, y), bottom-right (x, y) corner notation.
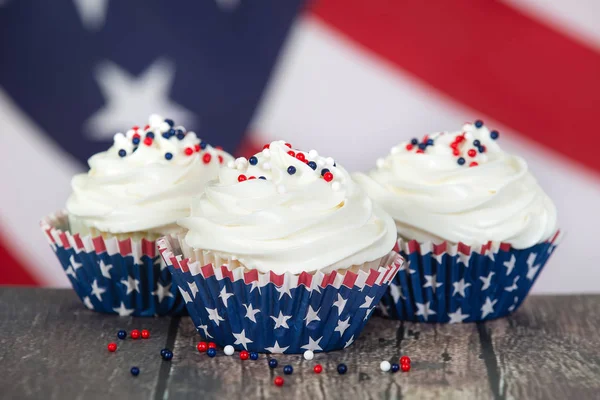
top-left (107, 343), bottom-right (117, 352)
top-left (224, 345), bottom-right (235, 356)
top-left (250, 352), bottom-right (259, 360)
top-left (130, 367), bottom-right (140, 377)
top-left (269, 359), bottom-right (278, 369)
top-left (207, 348), bottom-right (217, 358)
top-left (141, 329), bottom-right (150, 339)
top-left (391, 363), bottom-right (400, 373)
top-left (274, 376), bottom-right (284, 387)
top-left (197, 342), bottom-right (208, 353)
top-left (160, 348), bottom-right (169, 358)
top-left (130, 330), bottom-right (140, 340)
top-left (380, 361), bottom-right (391, 372)
top-left (303, 350), bottom-right (314, 361)
top-left (162, 350), bottom-right (173, 361)
top-left (337, 364), bottom-right (347, 374)
top-left (283, 365), bottom-right (293, 375)
top-left (117, 330), bottom-right (127, 340)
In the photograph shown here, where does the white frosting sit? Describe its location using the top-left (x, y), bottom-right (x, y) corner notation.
top-left (66, 114), bottom-right (232, 235)
top-left (178, 140), bottom-right (396, 274)
top-left (353, 122), bottom-right (558, 249)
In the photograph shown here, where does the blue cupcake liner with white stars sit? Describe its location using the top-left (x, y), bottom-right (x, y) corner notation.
top-left (378, 232), bottom-right (563, 323)
top-left (158, 234), bottom-right (404, 354)
top-left (41, 211), bottom-right (186, 317)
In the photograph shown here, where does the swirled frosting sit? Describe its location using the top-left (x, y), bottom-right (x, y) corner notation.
top-left (178, 140), bottom-right (396, 274)
top-left (66, 114), bottom-right (232, 235)
top-left (353, 122), bottom-right (558, 249)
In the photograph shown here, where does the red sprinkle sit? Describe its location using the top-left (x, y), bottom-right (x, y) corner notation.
top-left (469, 162), bottom-right (479, 167)
top-left (238, 175), bottom-right (247, 182)
top-left (405, 144), bottom-right (413, 151)
top-left (296, 153), bottom-right (306, 162)
top-left (452, 149), bottom-right (460, 156)
top-left (263, 144), bottom-right (270, 150)
top-left (143, 137), bottom-right (153, 146)
top-left (218, 155), bottom-right (224, 164)
top-left (141, 329), bottom-right (150, 339)
top-left (314, 364), bottom-right (323, 374)
top-left (323, 172), bottom-right (333, 182)
top-left (144, 125), bottom-right (150, 130)
top-left (107, 343), bottom-right (117, 352)
top-left (285, 143), bottom-right (292, 148)
top-left (240, 350), bottom-right (250, 360)
top-left (132, 126), bottom-right (139, 131)
top-left (184, 147), bottom-right (194, 156)
top-left (274, 376), bottom-right (284, 387)
top-left (208, 342), bottom-right (217, 349)
top-left (130, 330), bottom-right (140, 340)
top-left (194, 144), bottom-right (201, 152)
top-left (400, 356), bottom-right (411, 365)
top-left (401, 363), bottom-right (411, 372)
top-left (133, 133), bottom-right (141, 140)
top-left (416, 149), bottom-right (424, 154)
top-left (247, 176), bottom-right (256, 180)
top-left (467, 149), bottom-right (477, 158)
top-left (287, 150), bottom-right (295, 157)
top-left (203, 153), bottom-right (212, 164)
top-left (197, 342), bottom-right (208, 352)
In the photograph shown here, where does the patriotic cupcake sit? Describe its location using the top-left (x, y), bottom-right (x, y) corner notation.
top-left (353, 121), bottom-right (561, 323)
top-left (41, 114), bottom-right (232, 316)
top-left (158, 140), bottom-right (402, 353)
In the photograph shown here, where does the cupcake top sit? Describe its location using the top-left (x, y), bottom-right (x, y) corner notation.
top-left (66, 114), bottom-right (232, 235)
top-left (353, 121), bottom-right (558, 249)
top-left (178, 140), bottom-right (396, 274)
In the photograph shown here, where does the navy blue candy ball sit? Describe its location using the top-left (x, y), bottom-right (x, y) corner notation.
top-left (117, 330), bottom-right (127, 340)
top-left (130, 367), bottom-right (140, 376)
top-left (269, 359), bottom-right (278, 368)
top-left (283, 365), bottom-right (293, 375)
top-left (337, 364), bottom-right (347, 374)
top-left (391, 363), bottom-right (400, 373)
top-left (287, 166), bottom-right (296, 175)
top-left (162, 350), bottom-right (173, 361)
top-left (474, 120), bottom-right (484, 128)
top-left (249, 156), bottom-right (258, 165)
top-left (207, 348), bottom-right (217, 358)
top-left (250, 352), bottom-right (259, 360)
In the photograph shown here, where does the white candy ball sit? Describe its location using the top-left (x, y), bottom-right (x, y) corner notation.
top-left (224, 345), bottom-right (235, 356)
top-left (149, 114), bottom-right (163, 127)
top-left (308, 150), bottom-right (318, 159)
top-left (262, 149), bottom-right (271, 158)
top-left (325, 157), bottom-right (335, 166)
top-left (380, 361), bottom-right (391, 372)
top-left (227, 161), bottom-right (235, 169)
top-left (159, 122), bottom-right (171, 132)
top-left (316, 159), bottom-right (325, 167)
top-left (390, 146), bottom-right (399, 155)
top-left (376, 158), bottom-right (385, 168)
top-left (303, 350), bottom-right (314, 361)
top-left (113, 132), bottom-right (126, 142)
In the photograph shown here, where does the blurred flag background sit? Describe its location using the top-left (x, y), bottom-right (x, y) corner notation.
top-left (1, 0), bottom-right (598, 292)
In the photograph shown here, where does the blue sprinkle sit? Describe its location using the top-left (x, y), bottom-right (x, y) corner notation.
top-left (321, 168), bottom-right (329, 176)
top-left (162, 350), bottom-right (173, 361)
top-left (168, 129), bottom-right (177, 137)
top-left (337, 364), bottom-right (347, 374)
top-left (130, 367), bottom-right (140, 376)
top-left (474, 120), bottom-right (484, 128)
top-left (207, 348), bottom-right (217, 358)
top-left (478, 146), bottom-right (486, 153)
top-left (391, 363), bottom-right (400, 373)
top-left (410, 138), bottom-right (418, 145)
top-left (200, 141), bottom-right (207, 150)
top-left (146, 132), bottom-right (155, 139)
top-left (165, 152), bottom-right (173, 160)
top-left (490, 130), bottom-right (499, 140)
top-left (249, 156), bottom-right (258, 165)
top-left (287, 166), bottom-right (296, 175)
top-left (176, 133), bottom-right (185, 140)
top-left (333, 162), bottom-right (336, 167)
top-left (132, 137), bottom-right (140, 145)
top-left (117, 330), bottom-right (127, 340)
top-left (160, 349), bottom-right (169, 358)
top-left (259, 176), bottom-right (266, 180)
top-left (250, 352), bottom-right (259, 360)
top-left (176, 128), bottom-right (184, 135)
top-left (118, 149), bottom-right (127, 158)
top-left (418, 143), bottom-right (427, 150)
top-left (473, 139), bottom-right (481, 147)
top-left (283, 365), bottom-right (293, 375)
top-left (162, 133), bottom-right (170, 139)
top-left (457, 157), bottom-right (466, 165)
top-left (307, 161), bottom-right (317, 170)
top-left (132, 146), bottom-right (138, 153)
top-left (164, 119), bottom-right (174, 127)
top-left (269, 359), bottom-right (278, 368)
top-left (426, 139), bottom-right (434, 146)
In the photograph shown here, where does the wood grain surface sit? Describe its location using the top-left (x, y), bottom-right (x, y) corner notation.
top-left (0, 288), bottom-right (598, 400)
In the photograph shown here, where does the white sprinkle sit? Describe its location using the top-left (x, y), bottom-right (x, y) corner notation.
top-left (113, 132), bottom-right (126, 142)
top-left (262, 149), bottom-right (271, 158)
top-left (331, 182), bottom-right (341, 191)
top-left (149, 114), bottom-right (163, 127)
top-left (390, 146), bottom-right (399, 155)
top-left (325, 157), bottom-right (335, 166)
top-left (262, 162), bottom-right (271, 170)
top-left (277, 185), bottom-right (286, 194)
top-left (235, 157), bottom-right (248, 165)
top-left (376, 158), bottom-right (385, 168)
top-left (159, 121), bottom-right (170, 132)
top-left (308, 150), bottom-right (318, 159)
top-left (380, 361), bottom-right (391, 372)
top-left (303, 350), bottom-right (314, 361)
top-left (316, 159), bottom-right (325, 167)
top-left (224, 345), bottom-right (235, 356)
top-left (227, 161), bottom-right (235, 169)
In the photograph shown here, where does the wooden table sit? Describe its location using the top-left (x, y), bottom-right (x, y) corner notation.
top-left (1, 288), bottom-right (598, 400)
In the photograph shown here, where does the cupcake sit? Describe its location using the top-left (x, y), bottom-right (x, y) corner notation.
top-left (158, 140), bottom-right (402, 353)
top-left (41, 114), bottom-right (232, 316)
top-left (353, 121), bottom-right (561, 323)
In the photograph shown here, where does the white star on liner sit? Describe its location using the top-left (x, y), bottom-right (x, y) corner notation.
top-left (508, 297), bottom-right (519, 312)
top-left (301, 336), bottom-right (323, 352)
top-left (364, 307), bottom-right (375, 321)
top-left (304, 306), bottom-right (321, 325)
top-left (206, 307), bottom-right (225, 326)
top-left (70, 255), bottom-right (82, 271)
top-left (113, 302), bottom-right (134, 317)
top-left (271, 311), bottom-right (292, 329)
top-left (415, 301), bottom-right (436, 320)
top-left (433, 252), bottom-right (444, 264)
top-left (90, 279), bottom-right (106, 301)
top-left (152, 282), bottom-right (174, 303)
top-left (479, 271), bottom-right (495, 291)
top-left (332, 293), bottom-right (348, 316)
top-left (389, 283), bottom-right (404, 303)
top-left (243, 304), bottom-right (261, 323)
top-left (249, 280), bottom-right (262, 294)
top-left (73, 0), bottom-right (110, 31)
top-left (487, 250), bottom-right (496, 262)
top-left (99, 260), bottom-right (112, 279)
top-left (232, 329), bottom-right (253, 350)
top-left (85, 58), bottom-right (194, 140)
top-left (423, 274), bottom-right (443, 292)
top-left (120, 275), bottom-right (140, 295)
top-left (275, 284), bottom-right (293, 300)
top-left (334, 317), bottom-right (351, 336)
top-left (218, 286), bottom-right (234, 306)
top-left (360, 296), bottom-right (375, 309)
top-left (526, 253), bottom-right (541, 281)
top-left (265, 340), bottom-right (289, 354)
top-left (504, 255), bottom-right (516, 276)
top-left (188, 281), bottom-right (199, 299)
top-left (504, 276), bottom-right (520, 293)
top-left (179, 287), bottom-right (193, 303)
top-left (344, 335), bottom-right (355, 348)
top-left (481, 297), bottom-right (498, 319)
top-left (65, 265), bottom-right (77, 279)
top-left (83, 296), bottom-right (94, 310)
top-left (452, 278), bottom-right (471, 298)
top-left (448, 307), bottom-right (469, 323)
top-left (197, 324), bottom-right (213, 339)
top-left (458, 251), bottom-right (471, 267)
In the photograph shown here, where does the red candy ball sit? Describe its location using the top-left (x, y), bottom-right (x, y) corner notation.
top-left (238, 175), bottom-right (247, 182)
top-left (197, 342), bottom-right (208, 352)
top-left (296, 153), bottom-right (306, 162)
top-left (194, 144), bottom-right (201, 152)
top-left (314, 364), bottom-right (323, 374)
top-left (107, 343), bottom-right (117, 352)
top-left (400, 356), bottom-right (411, 365)
top-left (274, 376), bottom-right (284, 387)
top-left (263, 144), bottom-right (270, 150)
top-left (202, 153), bottom-right (212, 164)
top-left (248, 176), bottom-right (256, 180)
top-left (184, 147), bottom-right (194, 156)
top-left (132, 126), bottom-right (139, 131)
top-left (240, 350), bottom-right (250, 360)
top-left (133, 133), bottom-right (141, 140)
top-left (323, 172), bottom-right (333, 182)
top-left (287, 150), bottom-right (295, 157)
top-left (208, 342), bottom-right (217, 349)
top-left (218, 155), bottom-right (224, 164)
top-left (401, 363), bottom-right (411, 372)
top-left (469, 161), bottom-right (479, 167)
top-left (285, 143), bottom-right (292, 148)
top-left (468, 149), bottom-right (477, 158)
top-left (405, 144), bottom-right (413, 151)
top-left (141, 329), bottom-right (150, 339)
top-left (130, 330), bottom-right (140, 340)
top-left (143, 137), bottom-right (153, 146)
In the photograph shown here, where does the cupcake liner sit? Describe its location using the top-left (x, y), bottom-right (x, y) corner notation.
top-left (157, 234), bottom-right (404, 353)
top-left (379, 231), bottom-right (563, 323)
top-left (40, 211), bottom-right (185, 316)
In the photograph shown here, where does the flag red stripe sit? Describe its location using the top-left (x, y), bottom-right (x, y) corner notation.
top-left (309, 0), bottom-right (600, 174)
top-left (0, 234), bottom-right (39, 286)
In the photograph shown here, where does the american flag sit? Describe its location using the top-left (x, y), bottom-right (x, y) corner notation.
top-left (1, 1), bottom-right (598, 293)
